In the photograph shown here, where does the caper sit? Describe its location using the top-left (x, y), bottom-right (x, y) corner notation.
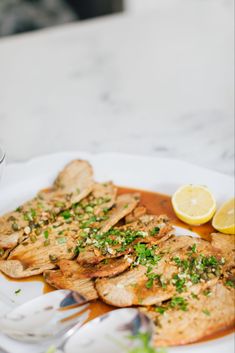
top-left (35, 228), bottom-right (41, 235)
top-left (44, 239), bottom-right (50, 246)
top-left (208, 273), bottom-right (215, 279)
top-left (30, 235), bottom-right (37, 243)
top-left (29, 221), bottom-right (35, 229)
top-left (49, 254), bottom-right (58, 263)
top-left (12, 223), bottom-right (19, 231)
top-left (85, 206), bottom-right (93, 213)
top-left (201, 273), bottom-right (208, 280)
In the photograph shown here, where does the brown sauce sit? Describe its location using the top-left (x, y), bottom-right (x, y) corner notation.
top-left (194, 326), bottom-right (235, 344)
top-left (118, 187), bottom-right (215, 240)
top-left (1, 187), bottom-right (233, 343)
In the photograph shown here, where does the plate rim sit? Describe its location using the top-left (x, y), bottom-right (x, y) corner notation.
top-left (4, 150), bottom-right (234, 181)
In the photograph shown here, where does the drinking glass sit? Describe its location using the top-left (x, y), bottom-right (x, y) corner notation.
top-left (0, 146), bottom-right (5, 181)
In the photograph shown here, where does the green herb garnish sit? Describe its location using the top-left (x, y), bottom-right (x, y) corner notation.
top-left (155, 296), bottom-right (188, 314)
top-left (150, 227), bottom-right (160, 236)
top-left (202, 309), bottom-right (210, 316)
top-left (225, 280), bottom-right (235, 288)
top-left (127, 332), bottom-right (166, 353)
top-left (61, 210), bottom-right (71, 220)
top-left (44, 230), bottom-right (49, 239)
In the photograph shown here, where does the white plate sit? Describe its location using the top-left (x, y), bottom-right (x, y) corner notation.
top-left (0, 152), bottom-right (234, 353)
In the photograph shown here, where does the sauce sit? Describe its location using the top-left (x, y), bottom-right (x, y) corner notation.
top-left (194, 326), bottom-right (235, 344)
top-left (1, 187), bottom-right (233, 342)
top-left (87, 300), bottom-right (115, 322)
top-left (1, 273), bottom-right (55, 294)
top-left (118, 187), bottom-right (215, 240)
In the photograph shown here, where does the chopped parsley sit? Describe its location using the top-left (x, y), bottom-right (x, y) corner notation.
top-left (170, 296), bottom-right (188, 311)
top-left (134, 244), bottom-right (161, 266)
top-left (61, 210), bottom-right (72, 220)
top-left (14, 289), bottom-right (21, 295)
top-left (80, 216), bottom-right (97, 229)
top-left (172, 254), bottom-right (223, 292)
top-left (225, 280), bottom-right (235, 288)
top-left (127, 332), bottom-right (166, 353)
top-left (190, 244), bottom-right (197, 254)
top-left (23, 208), bottom-right (36, 221)
top-left (155, 296), bottom-right (188, 314)
top-left (44, 230), bottom-right (49, 239)
top-left (172, 274), bottom-right (186, 293)
top-left (131, 243), bottom-right (162, 288)
top-left (203, 289), bottom-right (212, 297)
top-left (202, 309), bottom-right (210, 316)
top-left (77, 227), bottom-right (147, 255)
top-left (155, 307), bottom-right (167, 315)
top-left (146, 273), bottom-right (160, 289)
top-left (150, 227), bottom-right (160, 236)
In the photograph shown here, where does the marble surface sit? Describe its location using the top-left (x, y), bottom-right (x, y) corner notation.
top-left (0, 0), bottom-right (234, 175)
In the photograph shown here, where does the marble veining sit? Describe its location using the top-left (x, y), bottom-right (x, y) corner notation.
top-left (0, 0), bottom-right (234, 175)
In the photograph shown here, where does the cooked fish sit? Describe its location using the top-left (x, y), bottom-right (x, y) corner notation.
top-left (0, 182), bottom-right (117, 278)
top-left (96, 235), bottom-right (223, 307)
top-left (43, 269), bottom-right (98, 301)
top-left (58, 256), bottom-right (132, 279)
top-left (211, 233), bottom-right (235, 270)
top-left (0, 259), bottom-right (55, 278)
top-left (125, 206), bottom-right (147, 223)
top-left (44, 256), bottom-right (131, 299)
top-left (40, 159), bottom-right (94, 204)
top-left (99, 193), bottom-right (140, 232)
top-left (1, 157), bottom-right (233, 348)
top-left (143, 282), bottom-right (235, 346)
top-left (0, 160), bottom-right (94, 253)
top-left (77, 214), bottom-right (173, 265)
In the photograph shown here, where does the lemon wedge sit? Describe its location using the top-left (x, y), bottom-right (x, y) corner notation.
top-left (212, 198), bottom-right (235, 234)
top-left (172, 184), bottom-right (216, 226)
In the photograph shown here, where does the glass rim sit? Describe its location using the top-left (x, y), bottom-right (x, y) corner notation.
top-left (0, 147), bottom-right (5, 164)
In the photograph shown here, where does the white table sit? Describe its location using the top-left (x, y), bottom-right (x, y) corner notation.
top-left (0, 0), bottom-right (234, 175)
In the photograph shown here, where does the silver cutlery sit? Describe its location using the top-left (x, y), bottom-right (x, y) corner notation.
top-left (0, 289), bottom-right (154, 353)
top-left (0, 290), bottom-right (89, 352)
